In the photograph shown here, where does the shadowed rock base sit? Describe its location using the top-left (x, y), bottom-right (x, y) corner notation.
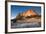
top-left (11, 22), bottom-right (41, 28)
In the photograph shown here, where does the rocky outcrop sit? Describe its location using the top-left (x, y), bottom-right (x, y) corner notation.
top-left (20, 9), bottom-right (37, 17)
top-left (11, 9), bottom-right (41, 23)
top-left (11, 9), bottom-right (41, 28)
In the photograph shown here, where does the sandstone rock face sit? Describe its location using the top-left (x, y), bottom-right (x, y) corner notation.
top-left (20, 9), bottom-right (37, 17)
top-left (15, 9), bottom-right (41, 23)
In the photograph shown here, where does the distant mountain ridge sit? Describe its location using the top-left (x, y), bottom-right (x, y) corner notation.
top-left (11, 9), bottom-right (40, 19)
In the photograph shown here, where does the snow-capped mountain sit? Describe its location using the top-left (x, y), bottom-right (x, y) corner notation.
top-left (11, 16), bottom-right (16, 19)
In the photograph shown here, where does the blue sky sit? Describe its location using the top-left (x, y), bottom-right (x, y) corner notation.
top-left (11, 5), bottom-right (41, 18)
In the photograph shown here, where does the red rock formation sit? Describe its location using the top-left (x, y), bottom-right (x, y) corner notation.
top-left (20, 9), bottom-right (37, 17)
